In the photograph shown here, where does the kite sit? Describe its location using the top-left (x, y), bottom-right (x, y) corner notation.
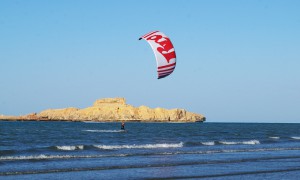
top-left (139, 31), bottom-right (176, 79)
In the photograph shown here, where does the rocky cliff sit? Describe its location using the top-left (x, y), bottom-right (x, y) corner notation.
top-left (0, 98), bottom-right (205, 122)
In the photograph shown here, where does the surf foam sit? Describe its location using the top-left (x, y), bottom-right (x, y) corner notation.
top-left (94, 142), bottom-right (183, 150)
top-left (269, 137), bottom-right (280, 139)
top-left (0, 154), bottom-right (127, 161)
top-left (219, 140), bottom-right (260, 145)
top-left (2, 147), bottom-right (300, 162)
top-left (201, 141), bottom-right (215, 146)
top-left (0, 154), bottom-right (77, 161)
top-left (56, 145), bottom-right (84, 151)
top-left (291, 136), bottom-right (300, 140)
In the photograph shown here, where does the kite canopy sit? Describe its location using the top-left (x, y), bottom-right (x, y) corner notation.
top-left (139, 31), bottom-right (176, 79)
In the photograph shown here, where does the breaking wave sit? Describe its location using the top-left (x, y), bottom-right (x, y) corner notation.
top-left (56, 145), bottom-right (84, 151)
top-left (0, 154), bottom-right (109, 161)
top-left (269, 136), bottom-right (280, 139)
top-left (201, 141), bottom-right (215, 146)
top-left (94, 142), bottom-right (183, 150)
top-left (197, 140), bottom-right (260, 146)
top-left (219, 140), bottom-right (260, 145)
top-left (2, 147), bottom-right (300, 162)
top-left (291, 136), bottom-right (300, 140)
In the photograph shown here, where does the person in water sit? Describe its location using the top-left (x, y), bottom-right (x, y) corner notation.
top-left (121, 122), bottom-right (125, 130)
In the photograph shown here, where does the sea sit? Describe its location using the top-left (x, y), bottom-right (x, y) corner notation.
top-left (1, 121), bottom-right (300, 180)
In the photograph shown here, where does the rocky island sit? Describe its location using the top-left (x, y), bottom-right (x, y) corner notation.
top-left (0, 98), bottom-right (205, 122)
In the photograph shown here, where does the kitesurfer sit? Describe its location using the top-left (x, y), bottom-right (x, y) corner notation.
top-left (121, 122), bottom-right (125, 130)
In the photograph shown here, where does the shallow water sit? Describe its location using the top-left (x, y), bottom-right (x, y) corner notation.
top-left (1, 121), bottom-right (300, 179)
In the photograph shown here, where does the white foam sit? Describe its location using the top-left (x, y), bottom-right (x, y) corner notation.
top-left (269, 136), bottom-right (280, 139)
top-left (201, 141), bottom-right (215, 146)
top-left (2, 147), bottom-right (300, 162)
top-left (0, 154), bottom-right (129, 161)
top-left (219, 141), bottom-right (237, 145)
top-left (0, 154), bottom-right (76, 161)
top-left (56, 145), bottom-right (84, 151)
top-left (242, 140), bottom-right (260, 145)
top-left (83, 130), bottom-right (124, 133)
top-left (219, 140), bottom-right (260, 145)
top-left (94, 142), bottom-right (183, 150)
top-left (291, 136), bottom-right (300, 140)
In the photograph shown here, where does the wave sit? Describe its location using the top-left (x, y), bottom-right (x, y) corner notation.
top-left (2, 147), bottom-right (300, 162)
top-left (0, 154), bottom-right (102, 161)
top-left (94, 142), bottom-right (183, 150)
top-left (56, 145), bottom-right (84, 151)
top-left (3, 155), bottom-right (300, 177)
top-left (201, 141), bottom-right (215, 146)
top-left (187, 140), bottom-right (260, 146)
top-left (269, 136), bottom-right (280, 139)
top-left (291, 136), bottom-right (300, 140)
top-left (3, 142), bottom-right (182, 153)
top-left (182, 147), bottom-right (300, 155)
top-left (218, 140), bottom-right (260, 145)
top-left (83, 130), bottom-right (125, 133)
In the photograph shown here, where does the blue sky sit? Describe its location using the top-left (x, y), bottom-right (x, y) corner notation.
top-left (1, 0), bottom-right (299, 123)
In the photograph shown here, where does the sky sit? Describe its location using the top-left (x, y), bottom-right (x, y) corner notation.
top-left (0, 0), bottom-right (299, 123)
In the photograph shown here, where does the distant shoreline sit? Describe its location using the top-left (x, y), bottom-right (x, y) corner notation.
top-left (0, 119), bottom-right (204, 123)
top-left (0, 97), bottom-right (206, 123)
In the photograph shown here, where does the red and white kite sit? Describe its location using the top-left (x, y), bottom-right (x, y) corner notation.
top-left (139, 31), bottom-right (176, 79)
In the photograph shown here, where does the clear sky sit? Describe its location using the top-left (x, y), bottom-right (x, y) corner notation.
top-left (1, 0), bottom-right (299, 123)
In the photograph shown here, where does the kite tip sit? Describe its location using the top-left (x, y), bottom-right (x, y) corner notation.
top-left (138, 38), bottom-right (142, 40)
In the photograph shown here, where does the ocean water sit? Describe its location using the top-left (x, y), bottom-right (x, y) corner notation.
top-left (1, 121), bottom-right (300, 179)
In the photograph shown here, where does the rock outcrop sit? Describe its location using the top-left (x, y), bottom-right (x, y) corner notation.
top-left (0, 98), bottom-right (205, 122)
